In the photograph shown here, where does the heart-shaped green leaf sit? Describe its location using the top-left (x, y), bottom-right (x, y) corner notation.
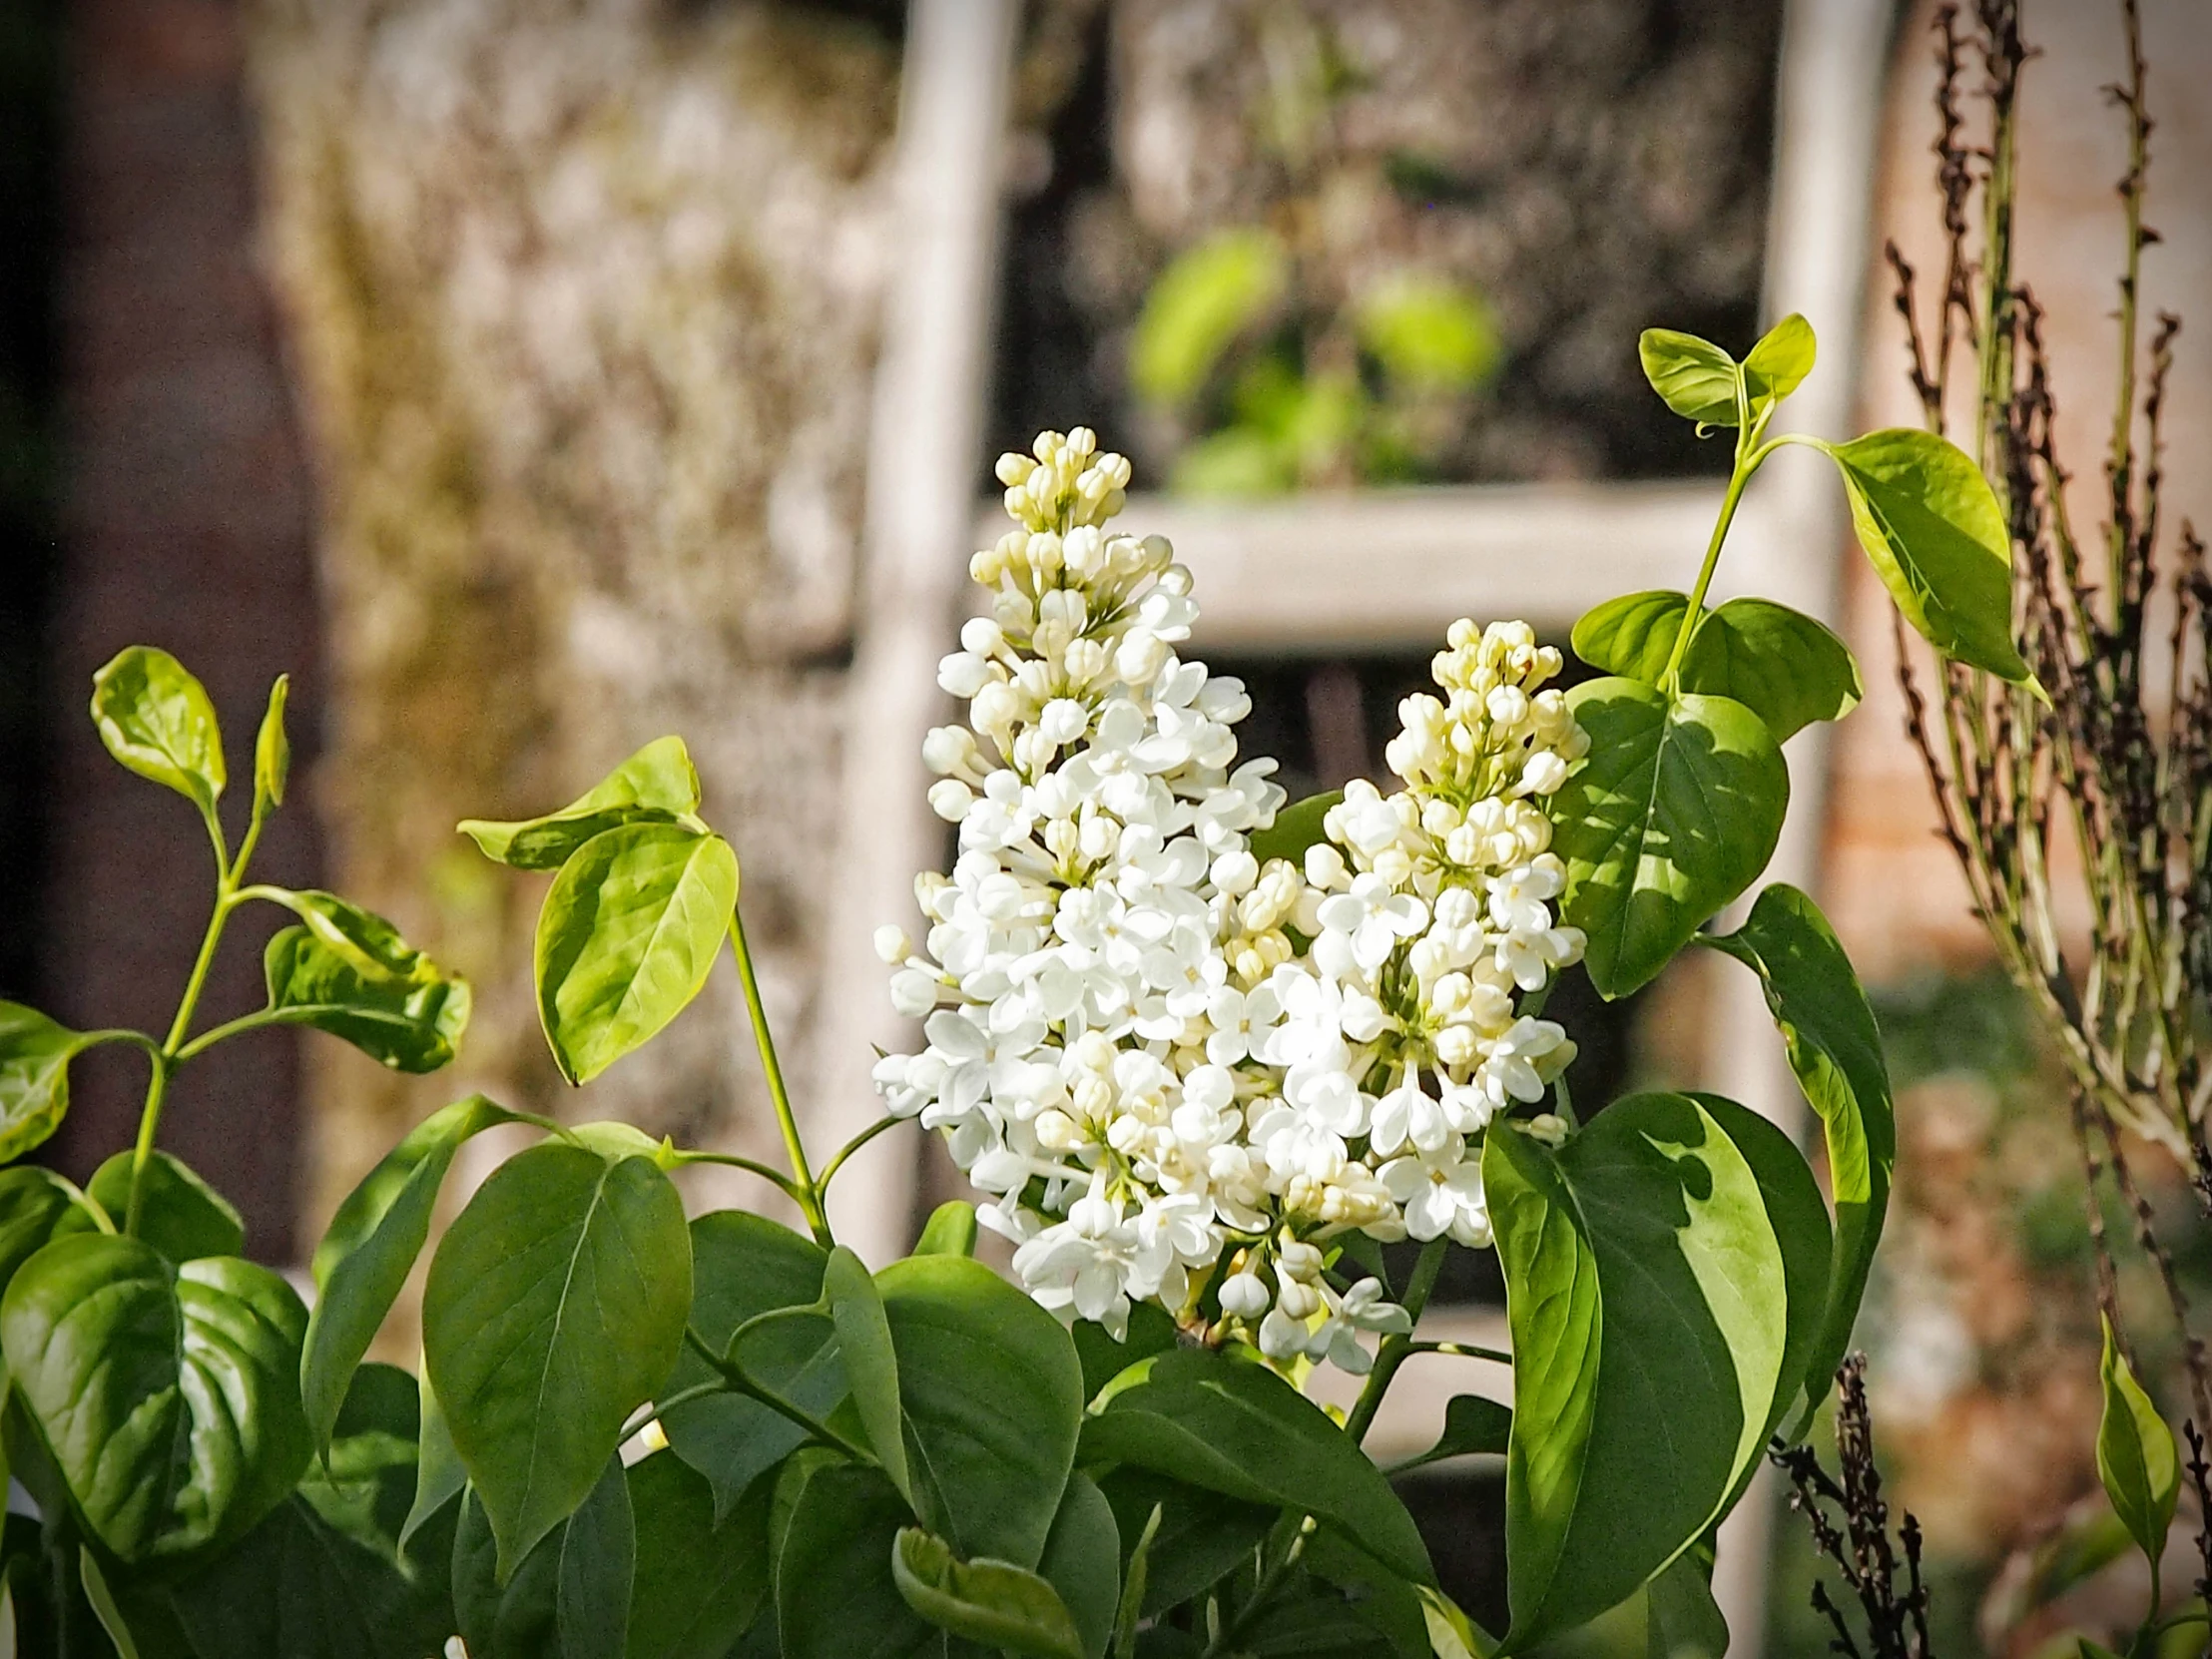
top-left (90, 647), bottom-right (226, 813)
top-left (1681, 598), bottom-right (1863, 743)
top-left (534, 824), bottom-right (740, 1084)
top-left (1552, 678), bottom-right (1790, 997)
top-left (0, 1002), bottom-right (103, 1164)
top-left (1, 1236), bottom-right (311, 1562)
top-left (1828, 427), bottom-right (2034, 685)
top-left (826, 1248), bottom-right (911, 1503)
top-left (86, 1150), bottom-right (243, 1263)
top-left (459, 736), bottom-right (704, 870)
top-left (1743, 312), bottom-right (1816, 407)
top-left (423, 1142), bottom-right (691, 1574)
top-left (1394, 1394), bottom-right (1512, 1474)
top-left (892, 1527), bottom-right (1086, 1659)
top-left (2096, 1314), bottom-right (2179, 1568)
top-left (1639, 329), bottom-right (1741, 427)
top-left (253, 674), bottom-right (290, 812)
top-left (626, 1450), bottom-right (774, 1659)
top-left (263, 922), bottom-right (471, 1074)
top-left (880, 1253), bottom-right (1084, 1570)
top-left (303, 1094), bottom-right (528, 1456)
top-left (1702, 884), bottom-right (1895, 1431)
top-left (1483, 1093), bottom-right (1830, 1648)
top-left (1570, 590), bottom-right (1692, 685)
top-left (1081, 1347), bottom-right (1432, 1586)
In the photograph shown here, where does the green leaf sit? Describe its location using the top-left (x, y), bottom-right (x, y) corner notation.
top-left (1483, 1094), bottom-right (1830, 1647)
top-left (452, 1485), bottom-right (560, 1659)
top-left (0, 1002), bottom-right (103, 1164)
top-left (1827, 427), bottom-right (2035, 684)
top-left (85, 1150), bottom-right (243, 1263)
top-left (78, 1546), bottom-right (144, 1659)
top-left (263, 922), bottom-right (471, 1074)
top-left (253, 674), bottom-right (290, 812)
top-left (557, 1455), bottom-right (635, 1659)
top-left (1355, 275), bottom-right (1499, 392)
top-left (1701, 884), bottom-right (1896, 1430)
top-left (1743, 312), bottom-right (1816, 407)
top-left (1130, 229), bottom-right (1288, 408)
top-left (1570, 591), bottom-right (1691, 686)
top-left (893, 1527), bottom-right (1087, 1659)
top-left (1081, 1347), bottom-right (1432, 1586)
top-left (662, 1212), bottom-right (834, 1520)
top-left (627, 1450), bottom-right (774, 1659)
top-left (1647, 1539), bottom-right (1729, 1659)
top-left (1393, 1394), bottom-right (1511, 1474)
top-left (827, 1246), bottom-right (912, 1503)
top-left (1095, 1468), bottom-right (1272, 1618)
top-left (1, 1237), bottom-right (311, 1562)
top-left (1638, 330), bottom-right (1741, 427)
top-left (915, 1200), bottom-right (979, 1258)
top-left (535, 823), bottom-right (741, 1084)
top-left (775, 1461), bottom-right (937, 1659)
top-left (1248, 791), bottom-right (1344, 867)
top-left (880, 1254), bottom-right (1085, 1569)
top-left (89, 646), bottom-right (226, 813)
top-left (422, 1141), bottom-right (692, 1575)
top-left (1073, 1302), bottom-right (1179, 1408)
top-left (276, 889), bottom-right (458, 989)
top-left (0, 1166), bottom-right (102, 1291)
top-left (401, 1365), bottom-right (466, 1558)
top-left (1552, 679), bottom-right (1790, 997)
top-left (459, 736), bottom-right (703, 871)
top-left (1110, 1499), bottom-right (1161, 1659)
top-left (292, 1361), bottom-right (420, 1567)
top-left (304, 1093), bottom-right (528, 1456)
top-left (2096, 1315), bottom-right (2179, 1568)
top-left (1681, 599), bottom-right (1864, 743)
top-left (1038, 1472), bottom-right (1120, 1659)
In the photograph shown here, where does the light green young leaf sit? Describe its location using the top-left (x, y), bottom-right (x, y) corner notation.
top-left (1355, 274), bottom-right (1499, 392)
top-left (303, 1094), bottom-right (529, 1457)
top-left (89, 646), bottom-right (226, 814)
top-left (0, 1002), bottom-right (104, 1164)
top-left (458, 736), bottom-right (703, 871)
top-left (1037, 1472), bottom-right (1120, 1659)
top-left (534, 823), bottom-right (740, 1084)
top-left (880, 1254), bottom-right (1085, 1570)
top-left (2096, 1315), bottom-right (2179, 1568)
top-left (2, 1237), bottom-right (312, 1562)
top-left (1130, 228), bottom-right (1288, 408)
top-left (422, 1142), bottom-right (692, 1575)
top-left (825, 1246), bottom-right (911, 1503)
top-left (1682, 599), bottom-right (1863, 743)
top-left (272, 889), bottom-right (455, 988)
top-left (263, 922), bottom-right (471, 1074)
top-left (892, 1527), bottom-right (1087, 1659)
top-left (1828, 428), bottom-right (2036, 685)
top-left (1081, 1347), bottom-right (1432, 1586)
top-left (626, 1451), bottom-right (773, 1659)
top-left (1701, 885), bottom-right (1895, 1432)
top-left (1247, 790), bottom-right (1344, 866)
top-left (556, 1455), bottom-right (635, 1659)
top-left (86, 1149), bottom-right (243, 1263)
top-left (1393, 1393), bottom-right (1512, 1474)
top-left (1483, 1093), bottom-right (1830, 1648)
top-left (914, 1199), bottom-right (978, 1258)
top-left (1551, 679), bottom-right (1790, 998)
top-left (1743, 312), bottom-right (1816, 407)
top-left (78, 1547), bottom-right (143, 1659)
top-left (1638, 329), bottom-right (1741, 427)
top-left (254, 674), bottom-right (290, 812)
top-left (1570, 591), bottom-right (1692, 685)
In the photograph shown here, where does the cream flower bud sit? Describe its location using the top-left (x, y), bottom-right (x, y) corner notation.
top-left (1039, 699), bottom-right (1089, 746)
top-left (1219, 1271), bottom-right (1271, 1320)
top-left (1277, 1240), bottom-right (1324, 1283)
top-left (921, 725), bottom-right (978, 778)
top-left (1210, 849), bottom-right (1259, 897)
top-left (1526, 1114), bottom-right (1569, 1146)
top-left (1276, 1279), bottom-right (1323, 1321)
top-left (927, 780), bottom-right (973, 822)
top-left (1115, 627), bottom-right (1167, 686)
top-left (873, 925), bottom-right (912, 964)
top-left (937, 652), bottom-right (991, 698)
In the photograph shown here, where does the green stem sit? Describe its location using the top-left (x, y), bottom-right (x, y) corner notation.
top-left (1344, 1239), bottom-right (1448, 1446)
top-left (727, 910), bottom-right (831, 1246)
top-left (172, 1006), bottom-right (318, 1063)
top-left (819, 1114), bottom-right (905, 1194)
top-left (669, 1149), bottom-right (804, 1202)
top-left (619, 1377), bottom-right (730, 1441)
top-left (1405, 1339), bottom-right (1512, 1365)
top-left (130, 861), bottom-right (244, 1234)
top-left (685, 1326), bottom-right (873, 1464)
top-left (1661, 459), bottom-right (1758, 688)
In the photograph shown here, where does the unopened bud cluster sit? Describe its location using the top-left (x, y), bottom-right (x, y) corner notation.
top-left (873, 429), bottom-right (1586, 1375)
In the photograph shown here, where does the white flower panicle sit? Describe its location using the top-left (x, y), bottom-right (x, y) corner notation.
top-left (873, 428), bottom-right (1588, 1377)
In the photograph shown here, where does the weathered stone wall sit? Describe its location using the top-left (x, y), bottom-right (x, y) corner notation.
top-left (245, 0), bottom-right (904, 1249)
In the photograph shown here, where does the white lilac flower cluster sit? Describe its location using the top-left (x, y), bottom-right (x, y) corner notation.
top-left (871, 429), bottom-right (1587, 1376)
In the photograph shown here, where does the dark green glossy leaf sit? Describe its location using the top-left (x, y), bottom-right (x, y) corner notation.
top-left (0, 1166), bottom-right (102, 1291)
top-left (253, 673), bottom-right (290, 811)
top-left (1081, 1348), bottom-right (1431, 1586)
top-left (1552, 678), bottom-right (1789, 998)
top-left (776, 1461), bottom-right (939, 1659)
top-left (1, 1237), bottom-right (311, 1562)
top-left (1096, 1468), bottom-right (1271, 1618)
top-left (893, 1527), bottom-right (1085, 1659)
top-left (628, 1450), bottom-right (774, 1659)
top-left (0, 1002), bottom-right (101, 1164)
top-left (1570, 591), bottom-right (1690, 686)
top-left (1038, 1473), bottom-right (1120, 1659)
top-left (1248, 791), bottom-right (1344, 867)
top-left (1300, 1527), bottom-right (1432, 1658)
top-left (86, 1150), bottom-right (242, 1263)
top-left (880, 1254), bottom-right (1085, 1569)
top-left (304, 1093), bottom-right (528, 1456)
top-left (1482, 1093), bottom-right (1829, 1647)
top-left (535, 824), bottom-right (740, 1084)
top-left (1073, 1302), bottom-right (1178, 1407)
top-left (292, 1361), bottom-right (419, 1567)
top-left (423, 1142), bottom-right (692, 1574)
top-left (1647, 1538), bottom-right (1728, 1659)
top-left (1681, 598), bottom-right (1863, 743)
top-left (1742, 312), bottom-right (1815, 406)
top-left (1637, 330), bottom-right (1740, 427)
top-left (459, 736), bottom-right (704, 871)
top-left (89, 647), bottom-right (225, 813)
top-left (263, 922), bottom-right (471, 1074)
top-left (1393, 1394), bottom-right (1511, 1474)
top-left (1701, 884), bottom-right (1895, 1430)
top-left (915, 1201), bottom-right (978, 1258)
top-left (2096, 1314), bottom-right (2179, 1567)
top-left (828, 1247), bottom-right (911, 1502)
top-left (1828, 427), bottom-right (2034, 685)
top-left (453, 1486), bottom-right (559, 1659)
top-left (558, 1455), bottom-right (635, 1659)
